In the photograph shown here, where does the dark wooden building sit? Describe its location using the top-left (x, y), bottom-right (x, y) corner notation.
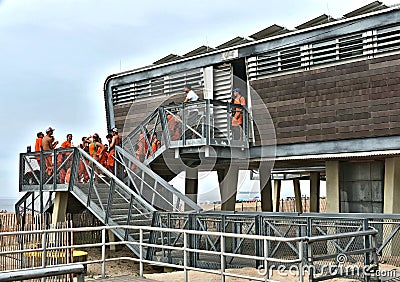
top-left (104, 2), bottom-right (400, 214)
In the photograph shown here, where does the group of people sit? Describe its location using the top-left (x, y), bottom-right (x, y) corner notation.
top-left (34, 126), bottom-right (122, 183)
top-left (30, 85), bottom-right (246, 182)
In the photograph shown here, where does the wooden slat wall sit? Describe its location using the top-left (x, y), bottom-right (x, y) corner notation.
top-left (250, 54), bottom-right (400, 145)
top-left (113, 91), bottom-right (204, 136)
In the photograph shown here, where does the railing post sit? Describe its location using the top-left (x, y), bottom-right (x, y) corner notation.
top-left (306, 238), bottom-right (314, 282)
top-left (255, 215), bottom-right (262, 269)
top-left (42, 229), bottom-right (47, 269)
top-left (182, 102), bottom-right (186, 145)
top-left (68, 148), bottom-right (79, 191)
top-left (101, 228), bottom-right (106, 278)
top-left (227, 101), bottom-right (231, 145)
top-left (363, 219), bottom-right (371, 282)
top-left (53, 149), bottom-right (57, 190)
top-left (205, 99), bottom-right (210, 145)
top-left (263, 238), bottom-right (269, 281)
top-left (39, 151), bottom-right (44, 213)
top-left (39, 151), bottom-right (44, 192)
top-left (221, 233), bottom-right (225, 282)
top-left (184, 232), bottom-right (188, 282)
top-left (140, 228), bottom-right (144, 277)
top-left (299, 241), bottom-right (304, 282)
top-left (158, 107), bottom-right (171, 148)
top-left (87, 161), bottom-right (95, 207)
top-left (105, 179), bottom-right (115, 224)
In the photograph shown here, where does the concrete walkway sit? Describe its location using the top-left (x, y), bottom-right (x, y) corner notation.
top-left (86, 275), bottom-right (159, 281)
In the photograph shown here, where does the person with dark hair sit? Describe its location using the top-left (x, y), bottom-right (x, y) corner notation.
top-left (78, 137), bottom-right (90, 183)
top-left (61, 134), bottom-right (73, 148)
top-left (183, 85), bottom-right (199, 140)
top-left (35, 132), bottom-right (44, 152)
top-left (86, 133), bottom-right (105, 163)
top-left (231, 88), bottom-right (246, 140)
top-left (149, 132), bottom-right (161, 156)
top-left (79, 137), bottom-right (89, 153)
top-left (58, 133), bottom-right (73, 183)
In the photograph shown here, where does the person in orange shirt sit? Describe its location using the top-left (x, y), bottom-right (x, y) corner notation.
top-left (35, 132), bottom-right (44, 152)
top-left (34, 132), bottom-right (44, 165)
top-left (87, 134), bottom-right (105, 163)
top-left (231, 88), bottom-right (246, 140)
top-left (106, 128), bottom-right (122, 173)
top-left (61, 134), bottom-right (73, 148)
top-left (78, 137), bottom-right (90, 183)
top-left (149, 132), bottom-right (161, 156)
top-left (167, 114), bottom-right (181, 141)
top-left (136, 133), bottom-right (148, 162)
top-left (58, 133), bottom-right (73, 184)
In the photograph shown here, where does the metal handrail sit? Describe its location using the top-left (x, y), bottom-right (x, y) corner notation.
top-left (122, 99), bottom-right (250, 161)
top-left (115, 146), bottom-right (201, 212)
top-left (0, 225), bottom-right (379, 282)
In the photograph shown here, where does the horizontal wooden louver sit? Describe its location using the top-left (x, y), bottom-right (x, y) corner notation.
top-left (247, 23), bottom-right (400, 81)
top-left (376, 24), bottom-right (400, 54)
top-left (112, 68), bottom-right (203, 106)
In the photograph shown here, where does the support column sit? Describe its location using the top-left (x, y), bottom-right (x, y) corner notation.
top-left (383, 157), bottom-right (400, 256)
top-left (326, 161), bottom-right (339, 255)
top-left (52, 192), bottom-right (68, 224)
top-left (293, 179), bottom-right (303, 213)
top-left (384, 157), bottom-right (400, 214)
top-left (185, 167), bottom-right (198, 211)
top-left (326, 161), bottom-right (340, 213)
top-left (310, 172), bottom-right (320, 213)
top-left (260, 176), bottom-right (273, 212)
top-left (217, 165), bottom-right (239, 211)
top-left (108, 231), bottom-right (116, 252)
top-left (273, 180), bottom-right (281, 212)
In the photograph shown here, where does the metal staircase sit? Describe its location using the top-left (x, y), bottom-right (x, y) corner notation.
top-left (17, 99), bottom-right (249, 257)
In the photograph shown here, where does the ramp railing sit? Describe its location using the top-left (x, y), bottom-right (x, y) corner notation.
top-left (114, 146), bottom-right (201, 212)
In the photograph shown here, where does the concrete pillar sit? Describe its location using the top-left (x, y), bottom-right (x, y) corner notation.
top-left (384, 157), bottom-right (400, 214)
top-left (310, 172), bottom-right (320, 212)
top-left (326, 161), bottom-right (340, 255)
top-left (217, 165), bottom-right (239, 211)
top-left (108, 230), bottom-right (116, 252)
top-left (260, 174), bottom-right (272, 212)
top-left (383, 157), bottom-right (400, 256)
top-left (273, 180), bottom-right (281, 212)
top-left (52, 192), bottom-right (68, 224)
top-left (293, 179), bottom-right (303, 213)
top-left (326, 161), bottom-right (340, 213)
top-left (185, 167), bottom-right (198, 211)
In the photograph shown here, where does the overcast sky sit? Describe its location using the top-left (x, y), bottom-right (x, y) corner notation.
top-left (1, 0), bottom-right (398, 201)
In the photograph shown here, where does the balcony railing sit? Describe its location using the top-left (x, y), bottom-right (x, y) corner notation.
top-left (122, 99), bottom-right (250, 165)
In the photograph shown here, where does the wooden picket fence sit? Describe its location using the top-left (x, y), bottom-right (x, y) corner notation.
top-left (0, 212), bottom-right (102, 281)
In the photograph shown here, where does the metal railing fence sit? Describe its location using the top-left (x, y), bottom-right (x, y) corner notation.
top-left (152, 211), bottom-right (400, 274)
top-left (0, 224), bottom-right (379, 282)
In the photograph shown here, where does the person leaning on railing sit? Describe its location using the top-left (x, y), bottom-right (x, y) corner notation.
top-left (231, 88), bottom-right (246, 140)
top-left (183, 84), bottom-right (199, 139)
